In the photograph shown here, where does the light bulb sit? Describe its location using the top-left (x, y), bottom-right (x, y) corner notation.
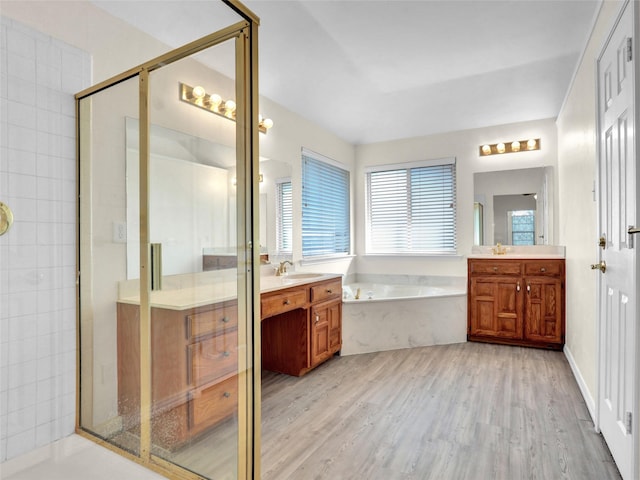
top-left (208, 93), bottom-right (222, 107)
top-left (192, 85), bottom-right (206, 99)
top-left (527, 139), bottom-right (537, 150)
top-left (262, 118), bottom-right (273, 129)
top-left (496, 143), bottom-right (505, 154)
top-left (511, 141), bottom-right (521, 152)
top-left (224, 100), bottom-right (236, 112)
top-left (481, 144), bottom-right (491, 155)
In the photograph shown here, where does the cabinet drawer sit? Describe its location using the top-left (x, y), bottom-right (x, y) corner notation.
top-left (524, 260), bottom-right (564, 277)
top-left (186, 302), bottom-right (238, 340)
top-left (188, 329), bottom-right (238, 387)
top-left (261, 287), bottom-right (308, 319)
top-left (310, 279), bottom-right (342, 303)
top-left (188, 375), bottom-right (237, 433)
top-left (469, 261), bottom-right (522, 276)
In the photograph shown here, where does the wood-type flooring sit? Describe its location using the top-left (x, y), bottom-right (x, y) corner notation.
top-left (261, 342), bottom-right (621, 480)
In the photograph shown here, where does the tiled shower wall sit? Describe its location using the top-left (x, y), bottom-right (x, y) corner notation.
top-left (0, 17), bottom-right (90, 461)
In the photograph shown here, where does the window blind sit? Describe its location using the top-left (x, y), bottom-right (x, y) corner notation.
top-left (366, 159), bottom-right (456, 254)
top-left (302, 150), bottom-right (350, 257)
top-left (276, 180), bottom-right (292, 253)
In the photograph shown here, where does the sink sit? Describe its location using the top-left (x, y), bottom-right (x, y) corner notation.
top-left (282, 273), bottom-right (324, 280)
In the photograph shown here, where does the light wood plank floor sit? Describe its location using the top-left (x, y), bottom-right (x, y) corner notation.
top-left (261, 342), bottom-right (621, 480)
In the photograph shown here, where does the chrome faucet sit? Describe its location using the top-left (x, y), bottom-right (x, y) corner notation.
top-left (276, 260), bottom-right (293, 276)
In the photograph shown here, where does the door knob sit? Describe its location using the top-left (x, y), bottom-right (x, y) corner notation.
top-left (590, 261), bottom-right (606, 273)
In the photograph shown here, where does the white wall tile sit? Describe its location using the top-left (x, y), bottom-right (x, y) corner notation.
top-left (1, 16), bottom-right (89, 463)
top-left (7, 197), bottom-right (36, 223)
top-left (7, 148), bottom-right (36, 176)
top-left (6, 221), bottom-right (36, 246)
top-left (7, 100), bottom-right (36, 129)
top-left (7, 76), bottom-right (36, 107)
top-left (7, 172), bottom-right (37, 199)
top-left (7, 52), bottom-right (36, 83)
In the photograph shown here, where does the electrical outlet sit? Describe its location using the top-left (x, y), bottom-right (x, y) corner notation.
top-left (113, 222), bottom-right (127, 243)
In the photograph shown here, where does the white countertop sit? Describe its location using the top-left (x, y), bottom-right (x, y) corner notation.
top-left (468, 245), bottom-right (565, 259)
top-left (118, 273), bottom-right (342, 310)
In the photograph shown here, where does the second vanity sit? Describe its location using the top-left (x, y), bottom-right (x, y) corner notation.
top-left (116, 271), bottom-right (342, 449)
top-left (467, 245), bottom-right (566, 350)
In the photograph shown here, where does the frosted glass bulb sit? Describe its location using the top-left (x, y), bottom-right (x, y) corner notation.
top-left (527, 139), bottom-right (537, 150)
top-left (262, 118), bottom-right (273, 129)
top-left (192, 85), bottom-right (206, 99)
top-left (224, 100), bottom-right (236, 112)
top-left (481, 144), bottom-right (491, 155)
top-left (496, 143), bottom-right (505, 154)
top-left (209, 94), bottom-right (222, 107)
top-left (511, 141), bottom-right (520, 152)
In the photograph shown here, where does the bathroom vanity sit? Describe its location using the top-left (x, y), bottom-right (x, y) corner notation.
top-left (116, 273), bottom-right (342, 449)
top-left (467, 248), bottom-right (565, 350)
top-left (261, 275), bottom-right (343, 376)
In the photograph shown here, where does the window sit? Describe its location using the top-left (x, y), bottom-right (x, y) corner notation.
top-left (301, 149), bottom-right (350, 258)
top-left (366, 158), bottom-right (456, 254)
top-left (509, 210), bottom-right (535, 245)
top-left (276, 179), bottom-right (292, 253)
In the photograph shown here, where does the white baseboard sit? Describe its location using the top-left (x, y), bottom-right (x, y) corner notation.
top-left (564, 345), bottom-right (596, 424)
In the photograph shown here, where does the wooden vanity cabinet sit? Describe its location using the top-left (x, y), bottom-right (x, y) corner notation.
top-left (117, 300), bottom-right (238, 450)
top-left (261, 277), bottom-right (342, 376)
top-left (467, 258), bottom-right (565, 350)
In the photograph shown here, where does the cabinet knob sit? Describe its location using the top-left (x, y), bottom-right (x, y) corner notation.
top-left (493, 266), bottom-right (498, 272)
top-left (284, 299), bottom-right (291, 305)
top-left (540, 267), bottom-right (546, 273)
top-left (315, 314), bottom-right (320, 323)
top-left (223, 392), bottom-right (231, 398)
top-left (527, 284), bottom-right (531, 293)
top-left (221, 316), bottom-right (229, 323)
top-left (223, 351), bottom-right (230, 357)
top-left (326, 289), bottom-right (333, 294)
top-left (516, 282), bottom-right (521, 292)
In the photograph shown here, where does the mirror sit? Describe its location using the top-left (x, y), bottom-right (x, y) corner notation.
top-left (125, 118), bottom-right (291, 278)
top-left (473, 167), bottom-right (553, 246)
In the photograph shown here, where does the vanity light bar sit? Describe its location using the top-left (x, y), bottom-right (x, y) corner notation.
top-left (479, 138), bottom-right (540, 156)
top-left (179, 83), bottom-right (273, 134)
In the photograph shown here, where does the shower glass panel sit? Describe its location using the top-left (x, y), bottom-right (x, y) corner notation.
top-left (145, 40), bottom-right (240, 479)
top-left (78, 75), bottom-right (142, 456)
top-left (77, 5), bottom-right (260, 478)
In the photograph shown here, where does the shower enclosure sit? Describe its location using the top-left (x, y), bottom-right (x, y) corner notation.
top-left (75, 3), bottom-right (261, 478)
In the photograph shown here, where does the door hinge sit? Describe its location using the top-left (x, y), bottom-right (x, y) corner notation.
top-left (625, 411), bottom-right (632, 434)
top-left (627, 37), bottom-right (633, 62)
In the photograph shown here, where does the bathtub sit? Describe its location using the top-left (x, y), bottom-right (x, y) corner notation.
top-left (340, 275), bottom-right (467, 355)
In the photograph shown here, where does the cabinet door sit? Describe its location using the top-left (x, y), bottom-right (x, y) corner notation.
top-left (469, 277), bottom-right (523, 339)
top-left (328, 301), bottom-right (342, 352)
top-left (311, 303), bottom-right (331, 366)
top-left (524, 277), bottom-right (563, 344)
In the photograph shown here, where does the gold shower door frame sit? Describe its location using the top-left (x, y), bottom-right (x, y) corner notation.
top-left (75, 4), bottom-right (262, 479)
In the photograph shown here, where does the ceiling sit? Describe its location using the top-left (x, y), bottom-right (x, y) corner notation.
top-left (91, 0), bottom-right (601, 145)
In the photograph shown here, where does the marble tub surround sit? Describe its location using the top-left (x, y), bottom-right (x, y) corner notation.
top-left (469, 245), bottom-right (566, 258)
top-left (341, 274), bottom-right (467, 355)
top-left (341, 293), bottom-right (467, 355)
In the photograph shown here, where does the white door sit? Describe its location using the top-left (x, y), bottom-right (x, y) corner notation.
top-left (597, 2), bottom-right (638, 479)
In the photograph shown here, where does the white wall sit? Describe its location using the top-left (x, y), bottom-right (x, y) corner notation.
top-left (354, 118), bottom-right (558, 277)
top-left (556, 0), bottom-right (622, 416)
top-left (0, 16), bottom-right (90, 460)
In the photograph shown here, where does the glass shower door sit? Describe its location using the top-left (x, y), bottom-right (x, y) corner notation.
top-left (77, 8), bottom-right (261, 479)
top-left (144, 39), bottom-right (243, 479)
